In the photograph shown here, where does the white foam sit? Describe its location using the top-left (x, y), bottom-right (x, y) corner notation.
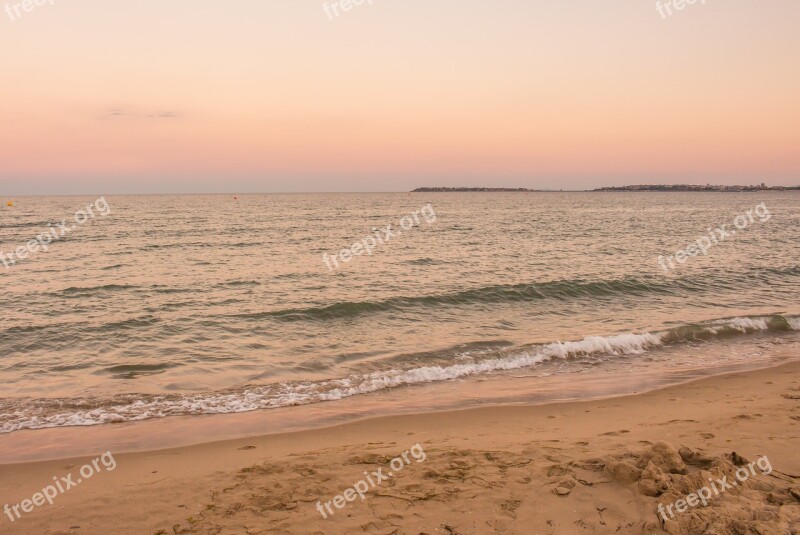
top-left (7, 317), bottom-right (797, 434)
top-left (0, 331), bottom-right (664, 433)
top-left (705, 316), bottom-right (771, 334)
top-left (726, 317), bottom-right (770, 331)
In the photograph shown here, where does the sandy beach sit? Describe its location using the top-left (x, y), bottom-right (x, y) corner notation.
top-left (5, 0), bottom-right (800, 532)
top-left (1, 362), bottom-right (798, 535)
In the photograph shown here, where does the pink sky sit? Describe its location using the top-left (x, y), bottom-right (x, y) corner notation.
top-left (1, 0), bottom-right (798, 194)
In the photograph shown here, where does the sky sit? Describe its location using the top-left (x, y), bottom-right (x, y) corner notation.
top-left (1, 0), bottom-right (799, 195)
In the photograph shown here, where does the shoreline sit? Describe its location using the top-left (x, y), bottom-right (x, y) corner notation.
top-left (0, 353), bottom-right (795, 465)
top-left (1, 361), bottom-right (798, 533)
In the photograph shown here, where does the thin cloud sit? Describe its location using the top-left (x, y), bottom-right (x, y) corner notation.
top-left (106, 108), bottom-right (180, 119)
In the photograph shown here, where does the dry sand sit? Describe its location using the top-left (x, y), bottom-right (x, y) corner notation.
top-left (1, 362), bottom-right (799, 535)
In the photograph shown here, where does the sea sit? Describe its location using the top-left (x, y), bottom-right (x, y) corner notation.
top-left (1, 192), bottom-right (798, 444)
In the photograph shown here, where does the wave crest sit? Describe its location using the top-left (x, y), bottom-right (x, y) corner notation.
top-left (1, 314), bottom-right (797, 434)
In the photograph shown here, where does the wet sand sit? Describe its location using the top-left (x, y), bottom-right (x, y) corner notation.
top-left (1, 362), bottom-right (799, 534)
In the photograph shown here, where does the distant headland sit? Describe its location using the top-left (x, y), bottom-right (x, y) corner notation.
top-left (593, 183), bottom-right (799, 192)
top-left (411, 183), bottom-right (799, 193)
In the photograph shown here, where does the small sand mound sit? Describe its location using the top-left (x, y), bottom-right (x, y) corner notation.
top-left (606, 443), bottom-right (800, 534)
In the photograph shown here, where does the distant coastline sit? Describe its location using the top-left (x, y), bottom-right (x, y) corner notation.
top-left (592, 184), bottom-right (800, 192)
top-left (412, 184), bottom-right (799, 193)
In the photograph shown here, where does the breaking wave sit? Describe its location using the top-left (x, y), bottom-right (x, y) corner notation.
top-left (1, 314), bottom-right (797, 434)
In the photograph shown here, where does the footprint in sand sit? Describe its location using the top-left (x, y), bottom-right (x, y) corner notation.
top-left (546, 466), bottom-right (571, 477)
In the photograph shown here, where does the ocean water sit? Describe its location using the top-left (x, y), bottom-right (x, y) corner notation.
top-left (0, 192), bottom-right (798, 434)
